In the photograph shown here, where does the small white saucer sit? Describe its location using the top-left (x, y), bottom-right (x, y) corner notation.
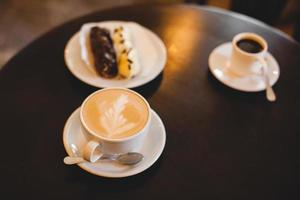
top-left (63, 107), bottom-right (166, 178)
top-left (64, 21), bottom-right (167, 88)
top-left (208, 42), bottom-right (280, 92)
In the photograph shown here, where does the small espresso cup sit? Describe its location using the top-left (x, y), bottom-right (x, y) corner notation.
top-left (229, 32), bottom-right (268, 76)
top-left (80, 88), bottom-right (151, 157)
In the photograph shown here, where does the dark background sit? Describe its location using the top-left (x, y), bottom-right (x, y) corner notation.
top-left (1, 2), bottom-right (300, 200)
top-left (0, 0), bottom-right (299, 67)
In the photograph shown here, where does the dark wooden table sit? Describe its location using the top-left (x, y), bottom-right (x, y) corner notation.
top-left (1, 4), bottom-right (300, 200)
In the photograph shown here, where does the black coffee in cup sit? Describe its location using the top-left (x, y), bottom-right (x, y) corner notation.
top-left (237, 39), bottom-right (263, 53)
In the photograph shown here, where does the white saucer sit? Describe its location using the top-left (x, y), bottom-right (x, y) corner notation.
top-left (208, 42), bottom-right (280, 92)
top-left (64, 21), bottom-right (167, 88)
top-left (63, 107), bottom-right (166, 178)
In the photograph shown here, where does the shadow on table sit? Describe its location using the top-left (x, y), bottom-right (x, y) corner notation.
top-left (64, 153), bottom-right (165, 195)
top-left (134, 72), bottom-right (163, 99)
top-left (66, 70), bottom-right (163, 99)
top-left (66, 73), bottom-right (98, 97)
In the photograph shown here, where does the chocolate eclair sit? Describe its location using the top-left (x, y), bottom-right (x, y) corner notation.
top-left (89, 26), bottom-right (118, 78)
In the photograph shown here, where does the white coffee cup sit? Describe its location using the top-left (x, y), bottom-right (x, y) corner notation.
top-left (229, 32), bottom-right (268, 76)
top-left (79, 88), bottom-right (151, 160)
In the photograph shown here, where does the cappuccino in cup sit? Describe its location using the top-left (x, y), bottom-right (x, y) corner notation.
top-left (82, 88), bottom-right (149, 139)
top-left (80, 88), bottom-right (151, 154)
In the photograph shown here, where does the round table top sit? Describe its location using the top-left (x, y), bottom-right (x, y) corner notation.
top-left (1, 4), bottom-right (300, 200)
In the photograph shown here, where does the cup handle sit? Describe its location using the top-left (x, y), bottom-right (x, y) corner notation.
top-left (258, 57), bottom-right (276, 102)
top-left (82, 140), bottom-right (103, 163)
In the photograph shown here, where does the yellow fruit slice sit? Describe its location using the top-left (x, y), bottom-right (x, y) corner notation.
top-left (118, 53), bottom-right (131, 78)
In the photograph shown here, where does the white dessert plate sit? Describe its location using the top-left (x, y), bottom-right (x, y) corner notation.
top-left (64, 21), bottom-right (167, 88)
top-left (208, 42), bottom-right (280, 92)
top-left (63, 107), bottom-right (166, 178)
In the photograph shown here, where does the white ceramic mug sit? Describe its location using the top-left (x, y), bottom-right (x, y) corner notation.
top-left (79, 88), bottom-right (151, 159)
top-left (229, 32), bottom-right (268, 76)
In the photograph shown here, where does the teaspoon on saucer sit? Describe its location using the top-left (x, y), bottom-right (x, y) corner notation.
top-left (64, 144), bottom-right (144, 165)
top-left (261, 66), bottom-right (276, 102)
top-left (64, 153), bottom-right (144, 165)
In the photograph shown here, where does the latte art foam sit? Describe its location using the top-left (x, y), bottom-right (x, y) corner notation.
top-left (82, 89), bottom-right (149, 139)
top-left (98, 94), bottom-right (136, 138)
